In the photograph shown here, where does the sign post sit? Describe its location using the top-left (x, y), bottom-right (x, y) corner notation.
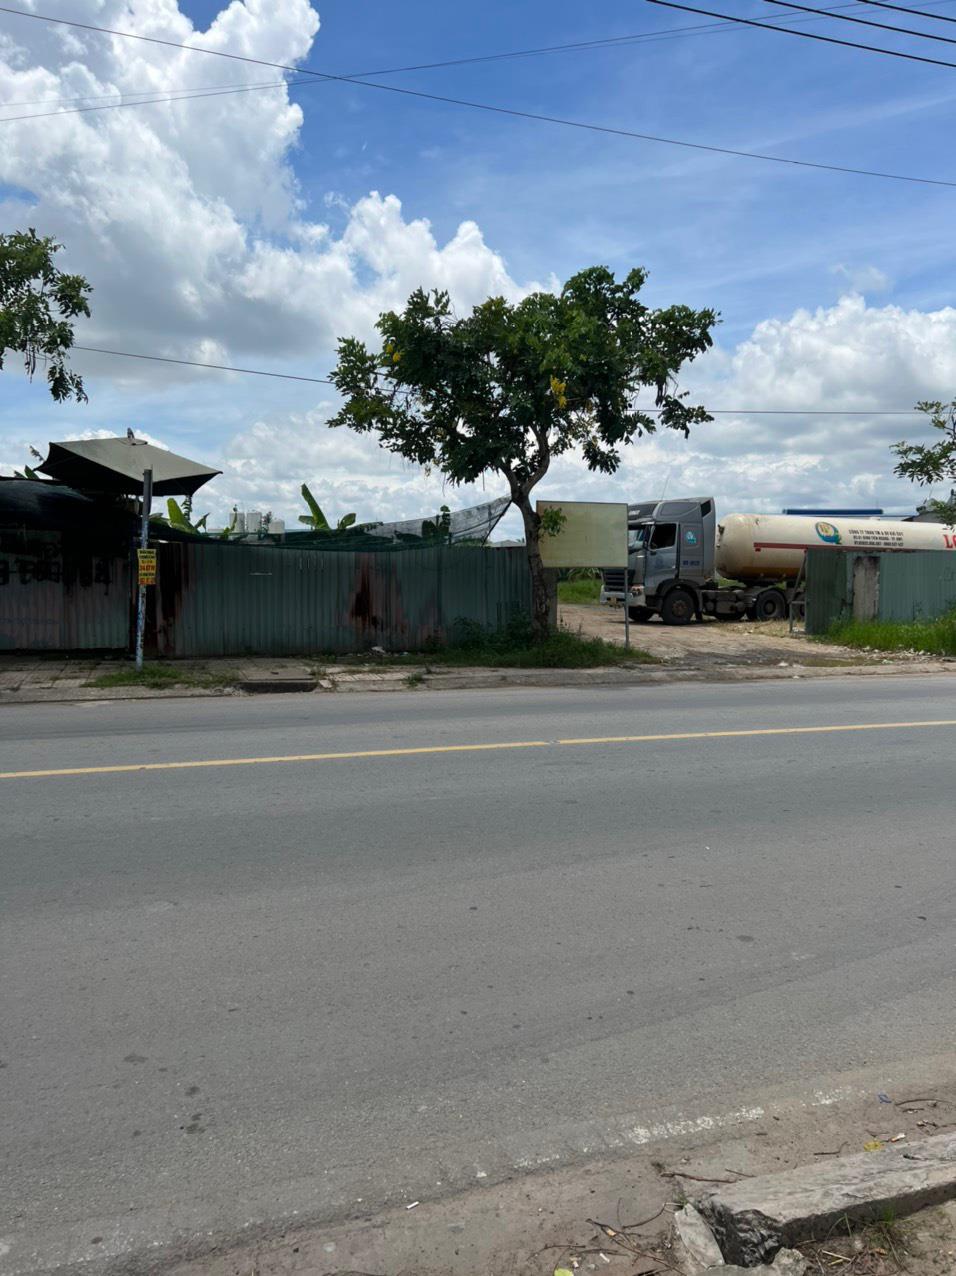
top-left (536, 500), bottom-right (630, 648)
top-left (134, 468), bottom-right (153, 671)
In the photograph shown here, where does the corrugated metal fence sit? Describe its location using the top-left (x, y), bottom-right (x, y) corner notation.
top-left (1, 535), bottom-right (531, 654)
top-left (152, 541), bottom-right (531, 656)
top-left (805, 548), bottom-right (956, 634)
top-left (0, 530), bottom-right (130, 651)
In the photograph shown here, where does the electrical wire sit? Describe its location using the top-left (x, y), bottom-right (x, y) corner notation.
top-left (6, 0), bottom-right (955, 117)
top-left (0, 5), bottom-right (953, 187)
top-left (0, 77), bottom-right (316, 125)
top-left (650, 0), bottom-right (956, 67)
top-left (73, 345), bottom-right (335, 385)
top-left (761, 0), bottom-right (956, 45)
top-left (858, 0), bottom-right (956, 22)
top-left (71, 345), bottom-right (923, 412)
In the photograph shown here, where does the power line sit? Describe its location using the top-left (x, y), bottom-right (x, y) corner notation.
top-left (73, 345), bottom-right (335, 385)
top-left (1, 5), bottom-right (953, 187)
top-left (0, 78), bottom-right (314, 125)
top-left (858, 0), bottom-right (956, 22)
top-left (6, 0), bottom-right (954, 119)
top-left (761, 0), bottom-right (956, 44)
top-left (71, 344), bottom-right (924, 412)
top-left (650, 0), bottom-right (956, 68)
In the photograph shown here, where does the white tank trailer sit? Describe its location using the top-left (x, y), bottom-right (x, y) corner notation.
top-left (599, 497), bottom-right (956, 625)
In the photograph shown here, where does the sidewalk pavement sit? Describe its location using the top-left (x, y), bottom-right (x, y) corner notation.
top-left (0, 651), bottom-right (953, 706)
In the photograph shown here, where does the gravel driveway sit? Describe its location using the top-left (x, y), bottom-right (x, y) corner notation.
top-left (561, 603), bottom-right (879, 669)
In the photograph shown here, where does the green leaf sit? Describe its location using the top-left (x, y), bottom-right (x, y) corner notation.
top-left (300, 483), bottom-right (329, 530)
top-left (0, 228), bottom-right (92, 404)
top-left (166, 498), bottom-right (192, 530)
top-left (329, 265), bottom-right (716, 641)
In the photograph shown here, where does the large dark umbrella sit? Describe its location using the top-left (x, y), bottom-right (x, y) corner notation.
top-left (37, 435), bottom-right (220, 497)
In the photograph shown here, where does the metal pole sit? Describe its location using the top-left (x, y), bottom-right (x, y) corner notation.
top-left (134, 468), bottom-right (153, 671)
top-left (623, 532), bottom-right (630, 651)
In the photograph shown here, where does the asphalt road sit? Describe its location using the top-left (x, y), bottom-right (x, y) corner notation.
top-left (3, 675), bottom-right (956, 1273)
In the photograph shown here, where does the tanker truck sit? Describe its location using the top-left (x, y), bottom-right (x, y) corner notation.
top-left (599, 496), bottom-right (955, 624)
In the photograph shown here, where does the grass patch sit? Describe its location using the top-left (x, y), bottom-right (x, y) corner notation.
top-left (557, 577), bottom-right (602, 605)
top-left (826, 609), bottom-right (956, 657)
top-left (391, 617), bottom-right (654, 668)
top-left (87, 664), bottom-right (238, 690)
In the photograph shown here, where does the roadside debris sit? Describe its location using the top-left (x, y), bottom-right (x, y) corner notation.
top-left (587, 1218), bottom-right (684, 1273)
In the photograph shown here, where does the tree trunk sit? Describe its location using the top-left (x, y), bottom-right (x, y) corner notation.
top-left (516, 498), bottom-right (554, 641)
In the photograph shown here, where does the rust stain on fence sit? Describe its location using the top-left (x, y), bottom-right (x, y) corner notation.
top-left (151, 542), bottom-right (528, 657)
top-left (2, 536), bottom-right (530, 656)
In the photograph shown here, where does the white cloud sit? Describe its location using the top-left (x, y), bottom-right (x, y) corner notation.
top-left (190, 407), bottom-right (507, 529)
top-left (831, 264), bottom-right (891, 295)
top-left (149, 292), bottom-right (956, 529)
top-left (2, 4), bottom-right (953, 527)
top-left (0, 1), bottom-right (535, 377)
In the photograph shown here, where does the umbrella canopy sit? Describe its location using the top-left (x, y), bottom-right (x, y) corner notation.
top-left (37, 436), bottom-right (220, 497)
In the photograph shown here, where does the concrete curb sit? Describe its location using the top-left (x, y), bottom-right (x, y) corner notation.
top-left (0, 657), bottom-right (951, 707)
top-left (695, 1130), bottom-right (956, 1267)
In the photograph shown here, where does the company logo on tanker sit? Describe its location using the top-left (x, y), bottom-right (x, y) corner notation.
top-left (814, 520), bottom-right (842, 545)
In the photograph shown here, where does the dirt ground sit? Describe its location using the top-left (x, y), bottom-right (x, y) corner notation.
top-left (798, 1200), bottom-right (956, 1275)
top-left (561, 603), bottom-right (909, 670)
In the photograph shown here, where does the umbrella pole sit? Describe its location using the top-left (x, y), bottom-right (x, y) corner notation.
top-left (134, 468), bottom-right (153, 671)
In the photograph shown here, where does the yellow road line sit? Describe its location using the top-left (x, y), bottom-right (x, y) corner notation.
top-left (0, 740), bottom-right (552, 780)
top-left (2, 719), bottom-right (955, 781)
top-left (558, 719), bottom-right (956, 745)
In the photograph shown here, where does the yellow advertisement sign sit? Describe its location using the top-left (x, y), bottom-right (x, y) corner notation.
top-left (536, 500), bottom-right (628, 568)
top-left (137, 548), bottom-right (157, 586)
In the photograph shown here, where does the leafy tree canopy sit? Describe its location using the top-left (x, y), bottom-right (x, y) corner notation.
top-left (893, 399), bottom-right (956, 525)
top-left (0, 229), bottom-right (92, 403)
top-left (331, 266), bottom-right (717, 636)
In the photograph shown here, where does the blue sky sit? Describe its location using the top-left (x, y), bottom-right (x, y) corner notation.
top-left (2, 0), bottom-right (955, 524)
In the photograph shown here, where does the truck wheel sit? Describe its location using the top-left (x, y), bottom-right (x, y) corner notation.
top-left (752, 589), bottom-right (787, 621)
top-left (661, 588), bottom-right (695, 626)
top-left (628, 605), bottom-right (653, 623)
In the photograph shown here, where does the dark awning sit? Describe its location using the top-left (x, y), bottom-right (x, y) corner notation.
top-left (37, 437), bottom-right (220, 497)
top-left (0, 478), bottom-right (134, 534)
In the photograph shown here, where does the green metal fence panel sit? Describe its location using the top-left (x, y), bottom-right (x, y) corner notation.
top-left (878, 551), bottom-right (956, 621)
top-left (805, 547), bottom-right (956, 633)
top-left (0, 531), bottom-right (130, 651)
top-left (152, 542), bottom-right (530, 657)
top-left (804, 549), bottom-right (852, 635)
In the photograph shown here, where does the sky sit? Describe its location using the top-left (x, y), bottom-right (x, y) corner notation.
top-left (2, 0), bottom-right (956, 532)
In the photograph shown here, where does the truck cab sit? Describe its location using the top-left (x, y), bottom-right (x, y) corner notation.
top-left (600, 497), bottom-right (716, 623)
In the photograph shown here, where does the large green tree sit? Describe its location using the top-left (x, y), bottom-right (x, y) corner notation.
top-left (0, 229), bottom-right (92, 402)
top-left (893, 399), bottom-right (956, 524)
top-left (330, 266), bottom-right (716, 637)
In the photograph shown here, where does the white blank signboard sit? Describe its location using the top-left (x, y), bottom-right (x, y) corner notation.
top-left (536, 500), bottom-right (628, 568)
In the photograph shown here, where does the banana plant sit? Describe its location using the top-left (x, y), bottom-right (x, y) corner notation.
top-left (166, 497), bottom-right (208, 534)
top-left (298, 483), bottom-right (356, 532)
